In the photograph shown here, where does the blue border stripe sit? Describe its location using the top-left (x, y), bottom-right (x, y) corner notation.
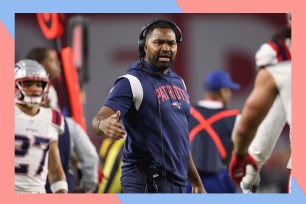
top-left (0, 0), bottom-right (182, 38)
top-left (117, 177), bottom-right (305, 204)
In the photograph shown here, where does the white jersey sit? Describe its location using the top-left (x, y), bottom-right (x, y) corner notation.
top-left (48, 85), bottom-right (60, 111)
top-left (250, 37), bottom-right (292, 168)
top-left (15, 105), bottom-right (64, 193)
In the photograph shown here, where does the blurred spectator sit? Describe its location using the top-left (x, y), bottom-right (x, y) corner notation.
top-left (187, 70), bottom-right (240, 193)
top-left (27, 47), bottom-right (61, 110)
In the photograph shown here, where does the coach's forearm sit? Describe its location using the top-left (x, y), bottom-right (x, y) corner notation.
top-left (187, 152), bottom-right (205, 191)
top-left (91, 115), bottom-right (107, 136)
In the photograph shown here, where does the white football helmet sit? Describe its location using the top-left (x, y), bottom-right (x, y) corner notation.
top-left (15, 59), bottom-right (50, 106)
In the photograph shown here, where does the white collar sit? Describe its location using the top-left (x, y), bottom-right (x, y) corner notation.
top-left (197, 100), bottom-right (224, 109)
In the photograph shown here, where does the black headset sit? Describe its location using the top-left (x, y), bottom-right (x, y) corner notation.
top-left (138, 19), bottom-right (183, 58)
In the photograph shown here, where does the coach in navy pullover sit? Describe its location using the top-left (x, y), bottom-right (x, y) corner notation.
top-left (92, 20), bottom-right (205, 193)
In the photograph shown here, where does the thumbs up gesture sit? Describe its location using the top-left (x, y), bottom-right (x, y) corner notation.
top-left (98, 110), bottom-right (127, 140)
top-left (113, 110), bottom-right (121, 122)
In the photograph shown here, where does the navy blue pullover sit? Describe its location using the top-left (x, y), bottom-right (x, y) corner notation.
top-left (104, 60), bottom-right (190, 186)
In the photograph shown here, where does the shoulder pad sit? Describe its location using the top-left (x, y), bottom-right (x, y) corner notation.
top-left (118, 74), bottom-right (143, 111)
top-left (51, 109), bottom-right (65, 134)
top-left (255, 40), bottom-right (291, 69)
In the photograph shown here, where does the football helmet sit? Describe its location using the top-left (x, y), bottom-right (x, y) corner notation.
top-left (15, 59), bottom-right (50, 106)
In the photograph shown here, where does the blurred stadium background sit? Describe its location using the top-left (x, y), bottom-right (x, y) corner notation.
top-left (15, 13), bottom-right (290, 193)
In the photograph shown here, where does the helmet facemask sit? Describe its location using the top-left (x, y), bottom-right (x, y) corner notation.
top-left (15, 79), bottom-right (49, 107)
top-left (15, 59), bottom-right (50, 107)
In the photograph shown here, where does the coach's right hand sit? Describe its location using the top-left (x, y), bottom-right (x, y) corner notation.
top-left (98, 111), bottom-right (127, 140)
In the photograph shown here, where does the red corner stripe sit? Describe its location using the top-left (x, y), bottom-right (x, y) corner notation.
top-left (52, 109), bottom-right (62, 127)
top-left (189, 107), bottom-right (239, 159)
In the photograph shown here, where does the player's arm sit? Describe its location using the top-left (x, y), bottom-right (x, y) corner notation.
top-left (249, 96), bottom-right (287, 168)
top-left (234, 69), bottom-right (278, 155)
top-left (230, 69), bottom-right (278, 184)
top-left (187, 152), bottom-right (207, 193)
top-left (240, 96), bottom-right (287, 193)
top-left (48, 140), bottom-right (68, 193)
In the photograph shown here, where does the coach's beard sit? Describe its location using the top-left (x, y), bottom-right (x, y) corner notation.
top-left (149, 53), bottom-right (175, 72)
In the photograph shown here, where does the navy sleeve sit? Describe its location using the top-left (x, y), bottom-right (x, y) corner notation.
top-left (104, 77), bottom-right (133, 117)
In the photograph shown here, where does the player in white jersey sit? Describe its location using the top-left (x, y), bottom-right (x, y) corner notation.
top-left (15, 59), bottom-right (68, 193)
top-left (27, 47), bottom-right (99, 193)
top-left (229, 18), bottom-right (291, 192)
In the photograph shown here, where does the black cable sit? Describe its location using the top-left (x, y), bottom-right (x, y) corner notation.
top-left (140, 58), bottom-right (167, 193)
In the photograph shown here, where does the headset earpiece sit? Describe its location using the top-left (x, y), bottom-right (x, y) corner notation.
top-left (138, 19), bottom-right (182, 58)
top-left (138, 25), bottom-right (147, 58)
